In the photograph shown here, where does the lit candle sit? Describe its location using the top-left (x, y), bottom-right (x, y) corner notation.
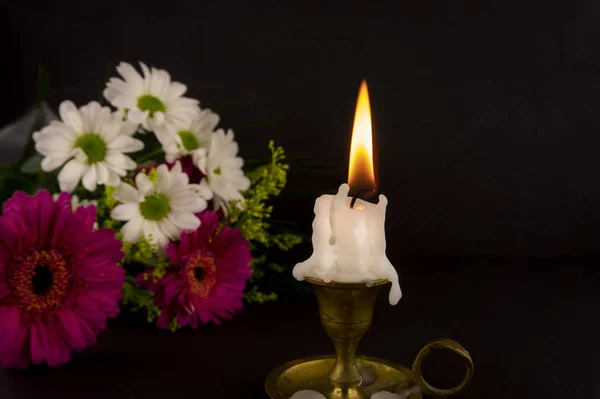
top-left (293, 80), bottom-right (401, 305)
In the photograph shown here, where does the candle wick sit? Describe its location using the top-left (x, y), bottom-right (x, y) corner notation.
top-left (350, 188), bottom-right (376, 209)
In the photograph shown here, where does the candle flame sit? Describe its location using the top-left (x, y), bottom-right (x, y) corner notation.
top-left (348, 80), bottom-right (376, 193)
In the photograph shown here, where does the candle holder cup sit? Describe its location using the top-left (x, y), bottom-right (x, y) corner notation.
top-left (265, 278), bottom-right (473, 399)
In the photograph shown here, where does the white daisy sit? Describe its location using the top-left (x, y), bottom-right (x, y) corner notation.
top-left (110, 162), bottom-right (213, 251)
top-left (33, 100), bottom-right (144, 192)
top-left (155, 108), bottom-right (219, 165)
top-left (103, 61), bottom-right (200, 133)
top-left (196, 129), bottom-right (250, 210)
top-left (52, 194), bottom-right (99, 229)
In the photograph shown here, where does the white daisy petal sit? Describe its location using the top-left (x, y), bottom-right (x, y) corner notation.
top-left (116, 62), bottom-right (144, 94)
top-left (140, 62), bottom-right (151, 80)
top-left (119, 120), bottom-right (138, 137)
top-left (122, 155), bottom-right (136, 170)
top-left (128, 108), bottom-right (149, 124)
top-left (103, 87), bottom-right (120, 103)
top-left (58, 160), bottom-right (87, 193)
top-left (111, 203), bottom-right (139, 221)
top-left (34, 129), bottom-right (73, 151)
top-left (104, 151), bottom-right (126, 168)
top-left (106, 169), bottom-right (121, 186)
top-left (58, 101), bottom-right (84, 132)
top-left (82, 164), bottom-right (98, 191)
top-left (135, 173), bottom-right (154, 195)
top-left (158, 217), bottom-right (180, 241)
top-left (41, 156), bottom-right (69, 172)
top-left (114, 182), bottom-right (141, 203)
top-left (142, 220), bottom-right (169, 250)
top-left (168, 212), bottom-right (200, 231)
top-left (155, 164), bottom-right (173, 193)
top-left (166, 82), bottom-right (187, 101)
top-left (169, 195), bottom-right (206, 211)
top-left (107, 136), bottom-right (144, 153)
top-left (96, 162), bottom-right (110, 184)
top-left (153, 111), bottom-right (165, 126)
top-left (121, 216), bottom-right (144, 243)
top-left (100, 122), bottom-right (122, 143)
top-left (149, 67), bottom-right (165, 96)
top-left (141, 219), bottom-right (155, 240)
top-left (170, 161), bottom-right (181, 174)
top-left (193, 180), bottom-right (214, 200)
top-left (112, 95), bottom-right (137, 110)
top-left (223, 157), bottom-right (244, 170)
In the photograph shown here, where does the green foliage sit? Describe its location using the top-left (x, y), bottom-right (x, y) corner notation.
top-left (122, 276), bottom-right (161, 323)
top-left (168, 318), bottom-right (182, 332)
top-left (120, 235), bottom-right (170, 324)
top-left (226, 141), bottom-right (303, 303)
top-left (244, 286), bottom-right (277, 304)
top-left (121, 235), bottom-right (169, 270)
top-left (20, 154), bottom-right (43, 174)
top-left (228, 141), bottom-right (292, 247)
top-left (96, 186), bottom-right (121, 229)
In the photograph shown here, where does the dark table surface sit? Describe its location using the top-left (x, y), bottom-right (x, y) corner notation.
top-left (0, 260), bottom-right (598, 399)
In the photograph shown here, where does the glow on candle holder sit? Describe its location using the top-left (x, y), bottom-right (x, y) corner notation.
top-left (293, 80), bottom-right (401, 305)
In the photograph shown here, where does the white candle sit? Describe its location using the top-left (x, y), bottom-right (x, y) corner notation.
top-left (292, 81), bottom-right (402, 306)
top-left (292, 184), bottom-right (401, 305)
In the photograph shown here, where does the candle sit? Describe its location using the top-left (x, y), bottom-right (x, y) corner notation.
top-left (293, 81), bottom-right (401, 305)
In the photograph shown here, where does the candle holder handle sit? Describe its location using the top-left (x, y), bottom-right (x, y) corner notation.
top-left (412, 338), bottom-right (474, 397)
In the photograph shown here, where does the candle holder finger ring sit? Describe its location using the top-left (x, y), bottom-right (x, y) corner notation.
top-left (265, 278), bottom-right (474, 399)
top-left (412, 338), bottom-right (474, 397)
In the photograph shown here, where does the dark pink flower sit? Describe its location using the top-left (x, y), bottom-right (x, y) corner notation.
top-left (138, 211), bottom-right (251, 328)
top-left (0, 190), bottom-right (124, 368)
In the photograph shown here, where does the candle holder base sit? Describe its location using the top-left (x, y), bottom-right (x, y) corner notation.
top-left (265, 355), bottom-right (422, 399)
top-left (265, 278), bottom-right (473, 399)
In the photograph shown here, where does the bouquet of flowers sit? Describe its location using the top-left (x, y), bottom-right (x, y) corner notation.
top-left (0, 62), bottom-right (301, 368)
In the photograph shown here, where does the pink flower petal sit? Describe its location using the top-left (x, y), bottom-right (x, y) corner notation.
top-left (31, 323), bottom-right (50, 365)
top-left (0, 307), bottom-right (28, 369)
top-left (36, 190), bottom-right (54, 245)
top-left (58, 311), bottom-right (96, 351)
top-left (0, 282), bottom-right (11, 300)
top-left (0, 307), bottom-right (23, 346)
top-left (50, 202), bottom-right (74, 248)
top-left (2, 191), bottom-right (29, 214)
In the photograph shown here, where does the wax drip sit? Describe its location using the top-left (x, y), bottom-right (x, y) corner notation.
top-left (328, 184), bottom-right (350, 246)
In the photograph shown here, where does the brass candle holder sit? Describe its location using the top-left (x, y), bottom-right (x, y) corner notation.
top-left (265, 278), bottom-right (474, 399)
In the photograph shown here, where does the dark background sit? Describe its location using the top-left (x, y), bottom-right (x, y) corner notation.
top-left (1, 1), bottom-right (600, 398)
top-left (4, 0), bottom-right (600, 260)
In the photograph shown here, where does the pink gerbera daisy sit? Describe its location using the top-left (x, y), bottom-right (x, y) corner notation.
top-left (138, 211), bottom-right (251, 328)
top-left (0, 190), bottom-right (124, 368)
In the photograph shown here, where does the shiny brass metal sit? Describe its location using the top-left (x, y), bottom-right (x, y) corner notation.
top-left (307, 277), bottom-right (388, 391)
top-left (265, 355), bottom-right (422, 399)
top-left (265, 278), bottom-right (474, 399)
top-left (412, 338), bottom-right (474, 397)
